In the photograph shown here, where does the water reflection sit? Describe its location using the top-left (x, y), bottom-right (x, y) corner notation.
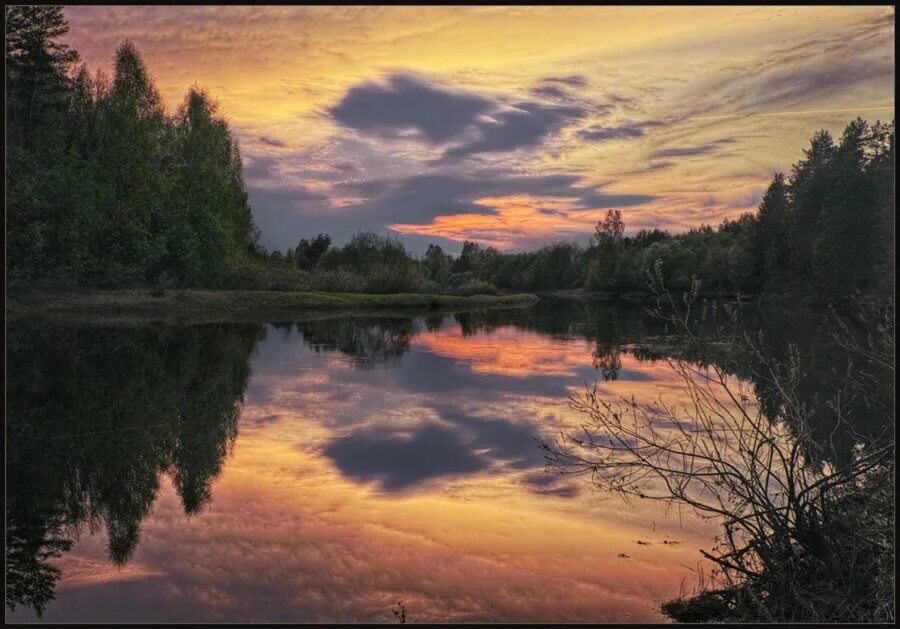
top-left (6, 323), bottom-right (261, 616)
top-left (6, 300), bottom-right (888, 622)
top-left (286, 317), bottom-right (417, 369)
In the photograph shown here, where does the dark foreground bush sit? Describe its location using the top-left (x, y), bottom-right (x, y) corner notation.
top-left (662, 461), bottom-right (895, 623)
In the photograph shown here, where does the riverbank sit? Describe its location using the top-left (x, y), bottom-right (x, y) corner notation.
top-left (6, 289), bottom-right (540, 322)
top-left (537, 288), bottom-right (890, 309)
top-left (538, 288), bottom-right (761, 303)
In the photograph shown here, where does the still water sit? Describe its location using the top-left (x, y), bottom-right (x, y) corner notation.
top-left (6, 300), bottom-right (875, 623)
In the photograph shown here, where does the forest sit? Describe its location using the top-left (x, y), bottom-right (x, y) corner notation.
top-left (6, 6), bottom-right (895, 300)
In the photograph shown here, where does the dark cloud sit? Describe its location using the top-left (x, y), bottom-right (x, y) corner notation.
top-left (323, 424), bottom-right (489, 491)
top-left (441, 102), bottom-right (586, 160)
top-left (327, 73), bottom-right (494, 143)
top-left (331, 161), bottom-right (359, 174)
top-left (246, 184), bottom-right (331, 252)
top-left (578, 120), bottom-right (664, 142)
top-left (537, 207), bottom-right (568, 217)
top-left (248, 77), bottom-right (655, 252)
top-left (651, 138), bottom-right (736, 159)
top-left (243, 154), bottom-right (278, 181)
top-left (328, 74), bottom-right (592, 162)
top-left (645, 161), bottom-right (675, 172)
top-left (521, 471), bottom-right (581, 498)
top-left (247, 168), bottom-right (655, 253)
top-left (322, 401), bottom-right (570, 494)
top-left (652, 146), bottom-right (714, 157)
top-left (258, 136), bottom-right (286, 148)
top-left (579, 124), bottom-right (641, 141)
top-left (529, 84), bottom-right (572, 100)
top-left (335, 170), bottom-right (654, 221)
top-left (541, 75), bottom-right (588, 87)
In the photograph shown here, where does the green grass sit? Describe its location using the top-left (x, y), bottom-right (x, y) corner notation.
top-left (7, 289), bottom-right (539, 322)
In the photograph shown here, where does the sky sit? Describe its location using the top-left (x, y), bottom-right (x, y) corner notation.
top-left (63, 6), bottom-right (895, 254)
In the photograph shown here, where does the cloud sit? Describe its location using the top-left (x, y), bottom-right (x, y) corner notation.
top-left (243, 154), bottom-right (279, 182)
top-left (651, 138), bottom-right (736, 158)
top-left (577, 120), bottom-right (663, 142)
top-left (388, 193), bottom-right (655, 250)
top-left (337, 169), bottom-right (653, 219)
top-left (327, 73), bottom-right (494, 143)
top-left (245, 184), bottom-right (331, 251)
top-left (243, 166), bottom-right (656, 253)
top-left (682, 14), bottom-right (894, 120)
top-left (257, 136), bottom-right (286, 148)
top-left (322, 398), bottom-right (568, 494)
top-left (327, 75), bottom-right (589, 163)
top-left (441, 101), bottom-right (587, 160)
top-left (323, 424), bottom-right (489, 491)
top-left (529, 84), bottom-right (572, 100)
top-left (541, 75), bottom-right (588, 87)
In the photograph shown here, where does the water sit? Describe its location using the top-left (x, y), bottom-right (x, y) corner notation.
top-left (5, 300), bottom-right (884, 622)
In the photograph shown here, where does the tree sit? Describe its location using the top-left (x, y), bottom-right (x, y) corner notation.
top-left (5, 5), bottom-right (79, 149)
top-left (5, 5), bottom-right (81, 278)
top-left (814, 119), bottom-right (871, 292)
top-left (168, 87), bottom-right (254, 280)
top-left (423, 243), bottom-right (451, 283)
top-left (452, 240), bottom-right (481, 274)
top-left (295, 233), bottom-right (332, 269)
top-left (588, 209), bottom-right (626, 290)
top-left (864, 120), bottom-right (895, 292)
top-left (756, 173), bottom-right (791, 282)
top-left (788, 130), bottom-right (836, 275)
top-left (92, 40), bottom-right (171, 280)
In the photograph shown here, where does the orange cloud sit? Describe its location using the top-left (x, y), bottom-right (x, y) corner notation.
top-left (412, 323), bottom-right (596, 376)
top-left (390, 195), bottom-right (607, 248)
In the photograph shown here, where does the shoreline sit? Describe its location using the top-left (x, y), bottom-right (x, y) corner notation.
top-left (536, 288), bottom-right (889, 309)
top-left (6, 289), bottom-right (540, 323)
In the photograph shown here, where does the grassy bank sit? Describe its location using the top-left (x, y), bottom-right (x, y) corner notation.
top-left (538, 287), bottom-right (892, 309)
top-left (537, 288), bottom-right (760, 304)
top-left (6, 289), bottom-right (539, 322)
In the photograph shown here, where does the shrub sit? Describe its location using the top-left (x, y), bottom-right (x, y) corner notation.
top-left (451, 280), bottom-right (498, 296)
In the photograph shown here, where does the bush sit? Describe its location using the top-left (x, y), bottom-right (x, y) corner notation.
top-left (450, 280), bottom-right (498, 296)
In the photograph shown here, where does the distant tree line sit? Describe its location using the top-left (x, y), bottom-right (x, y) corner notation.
top-left (420, 117), bottom-right (893, 297)
top-left (264, 119), bottom-right (893, 298)
top-left (6, 6), bottom-right (257, 286)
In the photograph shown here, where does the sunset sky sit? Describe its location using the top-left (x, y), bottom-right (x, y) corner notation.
top-left (63, 6), bottom-right (895, 254)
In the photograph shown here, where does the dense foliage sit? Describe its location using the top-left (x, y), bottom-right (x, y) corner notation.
top-left (6, 6), bottom-right (256, 286)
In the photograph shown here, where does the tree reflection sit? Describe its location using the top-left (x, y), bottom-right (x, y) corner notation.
top-left (292, 317), bottom-right (417, 368)
top-left (6, 303), bottom-right (887, 617)
top-left (455, 298), bottom-right (892, 460)
top-left (5, 323), bottom-right (261, 616)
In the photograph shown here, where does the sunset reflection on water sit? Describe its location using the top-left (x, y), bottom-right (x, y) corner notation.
top-left (9, 314), bottom-right (721, 623)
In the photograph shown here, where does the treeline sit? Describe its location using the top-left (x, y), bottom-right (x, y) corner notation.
top-left (6, 6), bottom-right (257, 286)
top-left (454, 118), bottom-right (895, 297)
top-left (266, 119), bottom-right (893, 298)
